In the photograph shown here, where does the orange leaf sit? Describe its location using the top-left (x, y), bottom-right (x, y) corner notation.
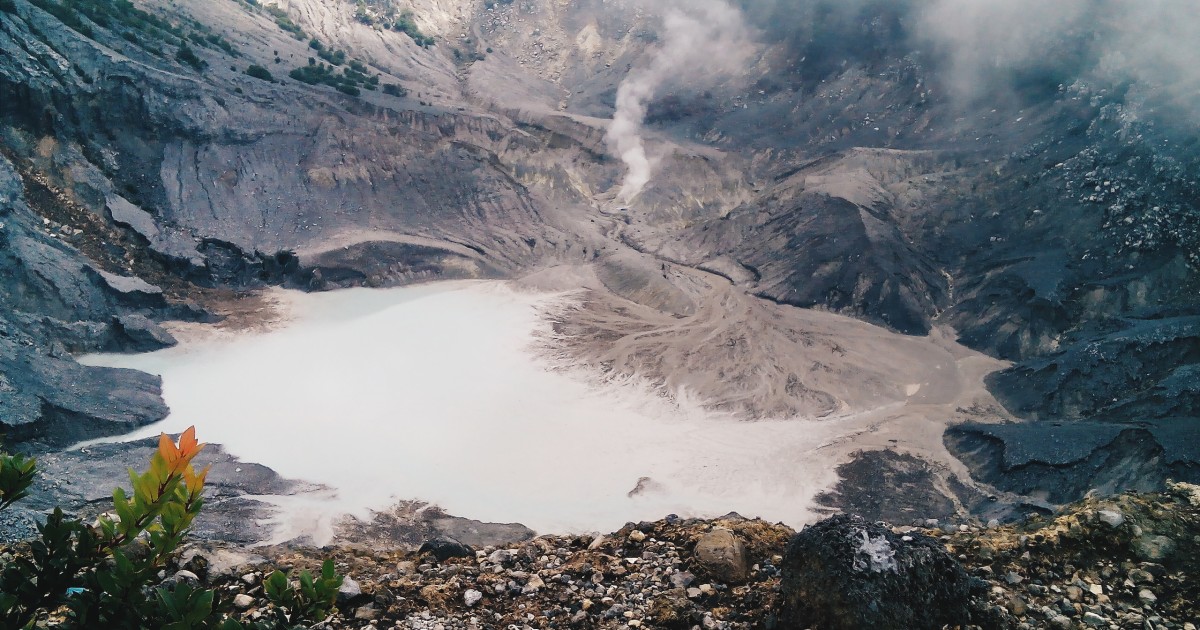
top-left (159, 427), bottom-right (208, 476)
top-left (158, 433), bottom-right (180, 465)
top-left (184, 464), bottom-right (211, 496)
top-left (178, 426), bottom-right (200, 456)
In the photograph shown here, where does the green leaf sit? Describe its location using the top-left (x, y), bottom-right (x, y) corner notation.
top-left (263, 570), bottom-right (288, 603)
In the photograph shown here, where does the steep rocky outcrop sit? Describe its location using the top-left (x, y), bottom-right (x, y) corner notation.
top-left (0, 153), bottom-right (171, 447)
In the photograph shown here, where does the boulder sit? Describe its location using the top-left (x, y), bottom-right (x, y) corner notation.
top-left (778, 514), bottom-right (979, 630)
top-left (693, 528), bottom-right (752, 584)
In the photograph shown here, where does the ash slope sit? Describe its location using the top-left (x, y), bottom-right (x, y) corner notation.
top-left (0, 0), bottom-right (1196, 511)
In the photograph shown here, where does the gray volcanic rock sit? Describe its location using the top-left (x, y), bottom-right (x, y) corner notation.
top-left (12, 438), bottom-right (303, 544)
top-left (0, 154), bottom-right (172, 445)
top-left (683, 157), bottom-right (948, 335)
top-left (945, 421), bottom-right (1200, 505)
top-left (778, 514), bottom-right (982, 630)
top-left (987, 317), bottom-right (1200, 421)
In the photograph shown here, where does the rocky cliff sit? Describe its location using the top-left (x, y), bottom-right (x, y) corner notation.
top-left (0, 0), bottom-right (1197, 517)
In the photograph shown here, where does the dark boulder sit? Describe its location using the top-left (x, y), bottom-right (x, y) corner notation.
top-left (778, 514), bottom-right (979, 630)
top-left (417, 536), bottom-right (475, 562)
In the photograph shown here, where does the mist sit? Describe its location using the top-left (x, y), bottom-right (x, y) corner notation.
top-left (605, 0), bottom-right (754, 203)
top-left (916, 0), bottom-right (1200, 112)
top-left (680, 0), bottom-right (1200, 120)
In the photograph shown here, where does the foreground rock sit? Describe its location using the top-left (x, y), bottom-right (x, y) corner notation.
top-left (779, 514), bottom-right (981, 629)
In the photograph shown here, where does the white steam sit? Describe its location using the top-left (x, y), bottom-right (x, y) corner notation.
top-left (606, 0), bottom-right (753, 203)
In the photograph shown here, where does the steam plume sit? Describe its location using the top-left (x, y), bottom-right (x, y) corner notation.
top-left (606, 0), bottom-right (752, 203)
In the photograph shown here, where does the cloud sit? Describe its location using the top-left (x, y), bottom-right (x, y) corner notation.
top-left (915, 0), bottom-right (1200, 113)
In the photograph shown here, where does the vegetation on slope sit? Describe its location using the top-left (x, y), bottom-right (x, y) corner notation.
top-left (351, 0), bottom-right (434, 47)
top-left (0, 429), bottom-right (344, 629)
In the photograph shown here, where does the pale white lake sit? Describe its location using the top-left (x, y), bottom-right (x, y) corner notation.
top-left (81, 281), bottom-right (857, 541)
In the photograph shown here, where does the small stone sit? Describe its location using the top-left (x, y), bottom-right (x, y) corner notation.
top-left (1133, 535), bottom-right (1175, 562)
top-left (522, 576), bottom-right (545, 594)
top-left (628, 530), bottom-right (646, 543)
top-left (670, 571), bottom-right (696, 588)
top-left (1005, 571), bottom-right (1024, 585)
top-left (1097, 509), bottom-right (1125, 528)
top-left (489, 549), bottom-right (515, 565)
top-left (1007, 595), bottom-right (1028, 616)
top-left (233, 594), bottom-right (255, 610)
top-left (240, 573), bottom-right (258, 586)
top-left (987, 519), bottom-right (1000, 529)
top-left (686, 587), bottom-right (702, 599)
top-left (570, 610), bottom-right (587, 624)
top-left (172, 570), bottom-right (200, 585)
top-left (1138, 589), bottom-right (1157, 605)
top-left (1082, 611), bottom-right (1107, 627)
top-left (338, 576), bottom-right (362, 604)
top-left (1088, 584), bottom-right (1103, 596)
top-left (1067, 586), bottom-right (1083, 601)
top-left (1129, 568), bottom-right (1154, 584)
top-left (464, 589), bottom-right (483, 607)
top-left (354, 604), bottom-right (378, 621)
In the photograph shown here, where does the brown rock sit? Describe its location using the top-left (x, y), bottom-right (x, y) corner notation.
top-left (694, 528), bottom-right (752, 584)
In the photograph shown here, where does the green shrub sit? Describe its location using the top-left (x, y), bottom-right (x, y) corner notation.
top-left (393, 10), bottom-right (433, 47)
top-left (261, 560), bottom-right (342, 623)
top-left (245, 64), bottom-right (274, 81)
top-left (289, 58), bottom-right (373, 97)
top-left (26, 0), bottom-right (93, 37)
top-left (206, 33), bottom-right (239, 56)
top-left (265, 4), bottom-right (304, 39)
top-left (176, 43), bottom-right (207, 71)
top-left (1, 429), bottom-right (213, 628)
top-left (0, 428), bottom-right (343, 630)
top-left (382, 83), bottom-right (406, 97)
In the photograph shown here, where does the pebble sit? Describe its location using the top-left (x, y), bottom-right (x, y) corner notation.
top-left (463, 589), bottom-right (483, 607)
top-left (173, 570), bottom-right (200, 584)
top-left (1097, 509), bottom-right (1125, 528)
top-left (338, 576), bottom-right (362, 603)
